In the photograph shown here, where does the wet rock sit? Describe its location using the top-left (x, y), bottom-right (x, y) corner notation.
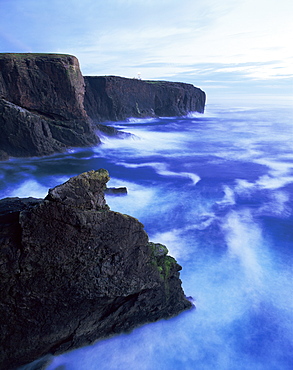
top-left (0, 169), bottom-right (192, 369)
top-left (104, 187), bottom-right (128, 195)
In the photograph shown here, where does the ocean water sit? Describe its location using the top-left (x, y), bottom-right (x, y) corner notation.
top-left (1, 99), bottom-right (293, 370)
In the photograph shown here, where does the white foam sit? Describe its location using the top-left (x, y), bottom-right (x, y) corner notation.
top-left (6, 180), bottom-right (49, 199)
top-left (150, 229), bottom-right (188, 260)
top-left (221, 210), bottom-right (264, 285)
top-left (235, 160), bottom-right (293, 192)
top-left (95, 129), bottom-right (188, 155)
top-left (187, 109), bottom-right (217, 118)
top-left (216, 186), bottom-right (236, 206)
top-left (126, 117), bottom-right (159, 124)
top-left (150, 212), bottom-right (216, 260)
top-left (235, 178), bottom-right (255, 191)
top-left (256, 174), bottom-right (293, 190)
top-left (258, 190), bottom-right (291, 217)
top-left (190, 212), bottom-right (216, 230)
top-left (105, 179), bottom-right (155, 217)
top-left (155, 166), bottom-right (201, 185)
top-left (116, 161), bottom-right (201, 186)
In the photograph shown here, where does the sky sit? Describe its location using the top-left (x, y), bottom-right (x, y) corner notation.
top-left (0, 0), bottom-right (292, 100)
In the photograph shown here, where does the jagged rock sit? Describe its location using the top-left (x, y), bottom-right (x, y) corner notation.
top-left (0, 149), bottom-right (9, 161)
top-left (84, 75), bottom-right (206, 122)
top-left (0, 169), bottom-right (192, 369)
top-left (104, 187), bottom-right (128, 195)
top-left (0, 53), bottom-right (99, 158)
top-left (95, 123), bottom-right (132, 138)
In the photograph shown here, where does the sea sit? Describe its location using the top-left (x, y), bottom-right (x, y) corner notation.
top-left (1, 97), bottom-right (292, 370)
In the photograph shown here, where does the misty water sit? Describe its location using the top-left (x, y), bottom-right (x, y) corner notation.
top-left (1, 100), bottom-right (293, 370)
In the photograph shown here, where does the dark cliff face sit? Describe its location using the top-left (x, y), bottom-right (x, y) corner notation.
top-left (84, 75), bottom-right (206, 122)
top-left (0, 53), bottom-right (99, 159)
top-left (0, 169), bottom-right (192, 369)
top-left (0, 53), bottom-right (86, 121)
top-left (0, 53), bottom-right (206, 160)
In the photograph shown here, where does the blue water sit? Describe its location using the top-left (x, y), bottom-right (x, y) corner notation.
top-left (1, 99), bottom-right (293, 370)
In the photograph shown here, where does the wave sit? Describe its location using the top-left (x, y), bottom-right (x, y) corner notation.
top-left (187, 109), bottom-right (217, 118)
top-left (126, 117), bottom-right (160, 124)
top-left (258, 190), bottom-right (291, 217)
top-left (2, 179), bottom-right (49, 199)
top-left (221, 209), bottom-right (264, 285)
top-left (116, 161), bottom-right (201, 185)
top-left (216, 185), bottom-right (236, 206)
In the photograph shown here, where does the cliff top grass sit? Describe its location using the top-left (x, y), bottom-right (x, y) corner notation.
top-left (85, 75), bottom-right (192, 86)
top-left (86, 75), bottom-right (167, 83)
top-left (143, 80), bottom-right (166, 85)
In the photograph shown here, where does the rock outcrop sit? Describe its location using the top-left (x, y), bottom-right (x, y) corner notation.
top-left (84, 75), bottom-right (206, 122)
top-left (0, 169), bottom-right (192, 369)
top-left (0, 53), bottom-right (99, 158)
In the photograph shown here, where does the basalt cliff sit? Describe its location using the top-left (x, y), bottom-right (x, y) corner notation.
top-left (0, 53), bottom-right (205, 160)
top-left (0, 54), bottom-right (99, 159)
top-left (84, 75), bottom-right (205, 122)
top-left (0, 169), bottom-right (192, 369)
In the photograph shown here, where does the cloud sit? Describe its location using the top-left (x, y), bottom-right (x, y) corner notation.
top-left (0, 0), bottom-right (292, 96)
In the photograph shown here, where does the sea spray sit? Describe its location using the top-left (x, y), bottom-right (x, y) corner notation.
top-left (1, 101), bottom-right (292, 370)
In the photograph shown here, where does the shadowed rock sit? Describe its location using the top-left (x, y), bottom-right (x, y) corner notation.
top-left (104, 186), bottom-right (128, 195)
top-left (84, 75), bottom-right (206, 122)
top-left (0, 54), bottom-right (206, 159)
top-left (0, 169), bottom-right (192, 369)
top-left (0, 53), bottom-right (99, 158)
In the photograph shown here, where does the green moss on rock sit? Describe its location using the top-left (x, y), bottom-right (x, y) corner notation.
top-left (147, 242), bottom-right (178, 280)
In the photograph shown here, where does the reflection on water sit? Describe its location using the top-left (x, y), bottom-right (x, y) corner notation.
top-left (2, 101), bottom-right (293, 370)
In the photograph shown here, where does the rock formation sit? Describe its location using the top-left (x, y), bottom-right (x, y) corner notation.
top-left (0, 53), bottom-right (205, 159)
top-left (0, 53), bottom-right (99, 158)
top-left (84, 75), bottom-right (206, 122)
top-left (0, 169), bottom-right (192, 369)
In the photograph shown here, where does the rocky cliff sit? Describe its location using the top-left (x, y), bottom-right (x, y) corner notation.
top-left (84, 75), bottom-right (206, 122)
top-left (0, 169), bottom-right (192, 369)
top-left (0, 53), bottom-right (98, 159)
top-left (0, 53), bottom-right (206, 160)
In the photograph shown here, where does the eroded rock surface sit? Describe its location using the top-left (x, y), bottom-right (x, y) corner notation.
top-left (84, 75), bottom-right (206, 122)
top-left (0, 53), bottom-right (98, 158)
top-left (0, 169), bottom-right (192, 369)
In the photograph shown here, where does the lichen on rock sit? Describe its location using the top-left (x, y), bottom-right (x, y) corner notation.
top-left (45, 169), bottom-right (110, 210)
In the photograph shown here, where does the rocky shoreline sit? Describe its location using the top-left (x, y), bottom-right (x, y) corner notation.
top-left (0, 53), bottom-right (206, 160)
top-left (0, 53), bottom-right (201, 369)
top-left (0, 170), bottom-right (192, 369)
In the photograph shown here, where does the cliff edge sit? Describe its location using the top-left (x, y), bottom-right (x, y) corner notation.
top-left (0, 53), bottom-right (98, 159)
top-left (0, 169), bottom-right (192, 369)
top-left (0, 53), bottom-right (206, 160)
top-left (84, 75), bottom-right (206, 122)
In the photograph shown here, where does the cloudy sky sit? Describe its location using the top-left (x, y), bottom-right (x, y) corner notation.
top-left (0, 0), bottom-right (292, 100)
